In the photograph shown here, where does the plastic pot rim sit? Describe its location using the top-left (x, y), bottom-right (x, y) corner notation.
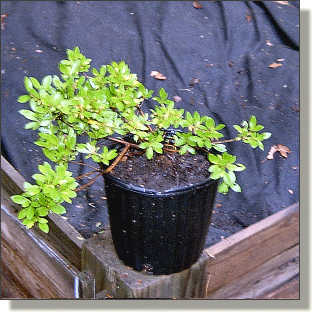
top-left (103, 172), bottom-right (219, 197)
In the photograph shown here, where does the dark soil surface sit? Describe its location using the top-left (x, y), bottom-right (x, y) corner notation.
top-left (109, 149), bottom-right (211, 192)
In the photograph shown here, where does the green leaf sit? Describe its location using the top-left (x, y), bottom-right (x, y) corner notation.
top-left (260, 132), bottom-right (272, 140)
top-left (23, 182), bottom-right (41, 196)
top-left (39, 162), bottom-right (55, 177)
top-left (252, 125), bottom-right (264, 132)
top-left (249, 116), bottom-right (257, 129)
top-left (212, 144), bottom-right (227, 153)
top-left (11, 195), bottom-right (30, 207)
top-left (234, 163), bottom-right (246, 172)
top-left (24, 77), bottom-right (33, 92)
top-left (19, 109), bottom-right (37, 121)
top-left (23, 218), bottom-right (35, 229)
top-left (50, 204), bottom-right (66, 214)
top-left (146, 147), bottom-right (154, 159)
top-left (38, 222), bottom-right (49, 233)
top-left (42, 75), bottom-right (52, 89)
top-left (218, 182), bottom-right (229, 194)
top-left (18, 95), bottom-right (31, 103)
top-left (230, 183), bottom-right (242, 192)
top-left (26, 206), bottom-right (35, 220)
top-left (17, 208), bottom-right (28, 220)
top-left (37, 207), bottom-right (49, 217)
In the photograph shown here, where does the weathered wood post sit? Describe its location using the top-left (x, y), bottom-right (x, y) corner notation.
top-left (81, 228), bottom-right (209, 299)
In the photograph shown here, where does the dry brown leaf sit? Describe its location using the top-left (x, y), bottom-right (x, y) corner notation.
top-left (1, 14), bottom-right (9, 30)
top-left (266, 40), bottom-right (274, 47)
top-left (189, 77), bottom-right (200, 87)
top-left (268, 62), bottom-right (282, 68)
top-left (173, 95), bottom-right (182, 102)
top-left (274, 1), bottom-right (290, 5)
top-left (267, 144), bottom-right (292, 159)
top-left (246, 11), bottom-right (252, 22)
top-left (150, 70), bottom-right (167, 80)
top-left (193, 1), bottom-right (203, 9)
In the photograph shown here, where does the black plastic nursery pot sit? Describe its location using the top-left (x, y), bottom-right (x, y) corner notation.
top-left (102, 172), bottom-right (219, 275)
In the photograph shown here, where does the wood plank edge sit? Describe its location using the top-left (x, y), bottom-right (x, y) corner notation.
top-left (205, 202), bottom-right (299, 257)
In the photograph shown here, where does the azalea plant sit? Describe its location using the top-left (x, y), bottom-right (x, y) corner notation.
top-left (11, 47), bottom-right (271, 233)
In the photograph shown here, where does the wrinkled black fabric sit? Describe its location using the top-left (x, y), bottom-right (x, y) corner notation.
top-left (1, 1), bottom-right (299, 244)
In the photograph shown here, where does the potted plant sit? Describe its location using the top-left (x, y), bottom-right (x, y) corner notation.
top-left (11, 47), bottom-right (271, 275)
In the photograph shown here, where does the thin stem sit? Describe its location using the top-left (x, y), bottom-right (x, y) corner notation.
top-left (70, 161), bottom-right (100, 170)
top-left (107, 137), bottom-right (142, 149)
top-left (74, 144), bottom-right (131, 192)
top-left (136, 104), bottom-right (153, 133)
top-left (211, 138), bottom-right (239, 144)
top-left (103, 144), bottom-right (130, 173)
top-left (75, 172), bottom-right (103, 193)
top-left (75, 169), bottom-right (100, 181)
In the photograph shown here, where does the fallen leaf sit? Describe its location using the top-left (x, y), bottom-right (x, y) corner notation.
top-left (193, 1), bottom-right (203, 9)
top-left (1, 14), bottom-right (9, 30)
top-left (246, 11), bottom-right (252, 22)
top-left (277, 58), bottom-right (285, 62)
top-left (266, 40), bottom-right (274, 47)
top-left (35, 49), bottom-right (43, 53)
top-left (288, 189), bottom-right (293, 194)
top-left (190, 77), bottom-right (200, 87)
top-left (173, 95), bottom-right (182, 102)
top-left (268, 62), bottom-right (282, 68)
top-left (267, 144), bottom-right (292, 159)
top-left (150, 70), bottom-right (167, 80)
top-left (274, 1), bottom-right (291, 5)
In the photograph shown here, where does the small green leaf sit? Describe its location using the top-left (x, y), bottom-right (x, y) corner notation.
top-left (18, 95), bottom-right (31, 103)
top-left (11, 195), bottom-right (28, 205)
top-left (23, 218), bottom-right (35, 229)
top-left (19, 109), bottom-right (37, 121)
top-left (231, 183), bottom-right (242, 192)
top-left (252, 125), bottom-right (264, 132)
top-left (37, 207), bottom-right (49, 217)
top-left (24, 77), bottom-right (33, 92)
top-left (23, 182), bottom-right (41, 196)
top-left (249, 116), bottom-right (257, 129)
top-left (146, 147), bottom-right (153, 159)
top-left (260, 132), bottom-right (272, 140)
top-left (17, 208), bottom-right (28, 219)
top-left (50, 204), bottom-right (66, 214)
top-left (38, 222), bottom-right (49, 233)
top-left (218, 182), bottom-right (229, 194)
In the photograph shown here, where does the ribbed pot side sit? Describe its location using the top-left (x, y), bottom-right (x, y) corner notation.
top-left (103, 173), bottom-right (219, 275)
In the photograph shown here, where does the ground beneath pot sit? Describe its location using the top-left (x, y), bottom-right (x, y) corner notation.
top-left (109, 149), bottom-right (211, 192)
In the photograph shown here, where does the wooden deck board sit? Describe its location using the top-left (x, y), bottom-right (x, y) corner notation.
top-left (207, 244), bottom-right (299, 299)
top-left (205, 203), bottom-right (299, 296)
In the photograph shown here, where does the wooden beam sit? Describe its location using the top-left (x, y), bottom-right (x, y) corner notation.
top-left (81, 228), bottom-right (209, 298)
top-left (205, 202), bottom-right (299, 295)
top-left (258, 275), bottom-right (300, 299)
top-left (207, 244), bottom-right (299, 299)
top-left (1, 155), bottom-right (84, 269)
top-left (1, 201), bottom-right (79, 298)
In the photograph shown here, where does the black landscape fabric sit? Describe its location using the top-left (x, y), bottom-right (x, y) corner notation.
top-left (1, 1), bottom-right (299, 245)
